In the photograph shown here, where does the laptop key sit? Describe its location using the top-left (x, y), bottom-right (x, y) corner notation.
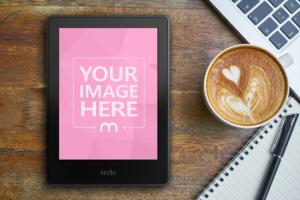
top-left (238, 0), bottom-right (260, 14)
top-left (269, 0), bottom-right (284, 7)
top-left (269, 31), bottom-right (288, 49)
top-left (259, 17), bottom-right (278, 36)
top-left (293, 11), bottom-right (300, 27)
top-left (232, 0), bottom-right (239, 2)
top-left (248, 2), bottom-right (273, 25)
top-left (284, 0), bottom-right (300, 13)
top-left (273, 7), bottom-right (289, 23)
top-left (281, 21), bottom-right (299, 38)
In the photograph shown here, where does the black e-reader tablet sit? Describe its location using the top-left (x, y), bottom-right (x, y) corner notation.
top-left (47, 16), bottom-right (169, 184)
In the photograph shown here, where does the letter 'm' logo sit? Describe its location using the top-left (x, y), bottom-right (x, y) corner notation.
top-left (99, 122), bottom-right (118, 132)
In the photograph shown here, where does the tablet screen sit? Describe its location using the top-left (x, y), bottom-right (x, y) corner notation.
top-left (59, 28), bottom-right (157, 160)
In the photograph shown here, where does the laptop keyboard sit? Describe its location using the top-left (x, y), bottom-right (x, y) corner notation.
top-left (232, 0), bottom-right (300, 49)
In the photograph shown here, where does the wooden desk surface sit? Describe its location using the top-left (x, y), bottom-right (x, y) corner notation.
top-left (0, 1), bottom-right (254, 199)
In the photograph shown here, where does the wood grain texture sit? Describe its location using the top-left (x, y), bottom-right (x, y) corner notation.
top-left (0, 1), bottom-right (252, 199)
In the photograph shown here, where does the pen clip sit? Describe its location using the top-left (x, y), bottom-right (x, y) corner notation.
top-left (271, 117), bottom-right (286, 153)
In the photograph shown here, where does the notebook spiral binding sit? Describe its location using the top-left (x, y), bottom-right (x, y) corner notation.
top-left (196, 99), bottom-right (293, 200)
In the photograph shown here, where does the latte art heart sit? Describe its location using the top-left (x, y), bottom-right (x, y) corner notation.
top-left (206, 46), bottom-right (287, 126)
top-left (222, 65), bottom-right (240, 85)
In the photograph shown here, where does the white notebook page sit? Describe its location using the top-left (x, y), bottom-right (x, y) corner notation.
top-left (197, 97), bottom-right (300, 200)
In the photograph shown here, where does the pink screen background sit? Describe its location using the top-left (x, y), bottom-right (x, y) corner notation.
top-left (59, 28), bottom-right (157, 160)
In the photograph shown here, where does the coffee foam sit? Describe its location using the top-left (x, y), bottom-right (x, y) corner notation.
top-left (206, 47), bottom-right (288, 126)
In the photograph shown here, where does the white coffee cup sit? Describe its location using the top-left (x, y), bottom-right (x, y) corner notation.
top-left (203, 44), bottom-right (289, 129)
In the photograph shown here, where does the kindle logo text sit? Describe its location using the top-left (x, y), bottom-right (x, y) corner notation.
top-left (72, 57), bottom-right (145, 133)
top-left (100, 169), bottom-right (117, 176)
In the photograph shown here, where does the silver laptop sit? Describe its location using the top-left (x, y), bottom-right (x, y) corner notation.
top-left (209, 0), bottom-right (300, 96)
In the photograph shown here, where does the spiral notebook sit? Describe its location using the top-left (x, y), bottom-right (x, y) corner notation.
top-left (196, 97), bottom-right (300, 200)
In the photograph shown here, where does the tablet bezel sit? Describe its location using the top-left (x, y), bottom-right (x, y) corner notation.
top-left (47, 16), bottom-right (169, 184)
